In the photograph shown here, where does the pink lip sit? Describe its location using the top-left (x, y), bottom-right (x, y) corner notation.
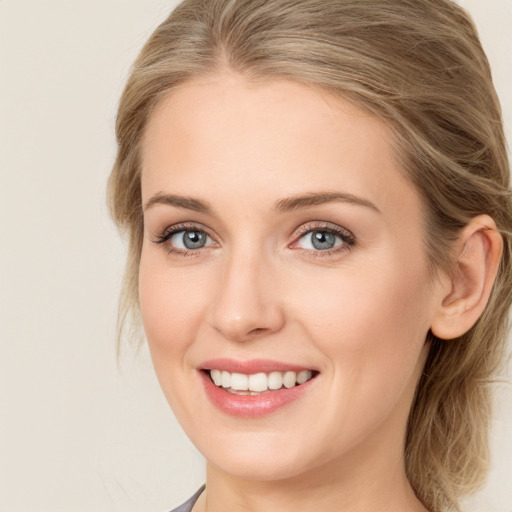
top-left (198, 359), bottom-right (318, 418)
top-left (199, 358), bottom-right (312, 374)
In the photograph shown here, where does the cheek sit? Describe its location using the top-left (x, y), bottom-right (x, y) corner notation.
top-left (138, 255), bottom-right (216, 421)
top-left (300, 254), bottom-right (431, 332)
top-left (294, 254), bottom-right (433, 399)
top-left (138, 255), bottom-right (210, 361)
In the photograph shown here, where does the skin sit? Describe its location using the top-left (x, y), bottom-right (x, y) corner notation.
top-left (138, 73), bottom-right (500, 512)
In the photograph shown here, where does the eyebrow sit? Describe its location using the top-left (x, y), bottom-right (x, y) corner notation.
top-left (275, 192), bottom-right (380, 213)
top-left (144, 193), bottom-right (212, 213)
top-left (143, 191), bottom-right (380, 214)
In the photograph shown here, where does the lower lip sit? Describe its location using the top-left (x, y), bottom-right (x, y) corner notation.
top-left (200, 371), bottom-right (317, 418)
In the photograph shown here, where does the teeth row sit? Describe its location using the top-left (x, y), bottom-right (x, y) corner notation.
top-left (209, 370), bottom-right (313, 392)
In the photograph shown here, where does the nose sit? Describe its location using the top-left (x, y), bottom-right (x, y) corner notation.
top-left (208, 250), bottom-right (285, 342)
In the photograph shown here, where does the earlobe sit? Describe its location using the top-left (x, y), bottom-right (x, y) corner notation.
top-left (430, 215), bottom-right (503, 340)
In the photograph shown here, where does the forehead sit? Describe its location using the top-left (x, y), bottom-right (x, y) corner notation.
top-left (140, 73), bottom-right (420, 224)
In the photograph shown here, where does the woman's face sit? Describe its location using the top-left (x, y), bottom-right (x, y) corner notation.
top-left (139, 74), bottom-right (444, 481)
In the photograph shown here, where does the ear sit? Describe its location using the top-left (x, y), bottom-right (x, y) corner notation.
top-left (430, 215), bottom-right (503, 340)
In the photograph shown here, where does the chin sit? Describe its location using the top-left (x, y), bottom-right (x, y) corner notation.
top-left (208, 452), bottom-right (316, 482)
top-left (197, 429), bottom-right (329, 482)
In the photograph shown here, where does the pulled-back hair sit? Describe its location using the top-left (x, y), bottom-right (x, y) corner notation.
top-left (108, 1), bottom-right (512, 510)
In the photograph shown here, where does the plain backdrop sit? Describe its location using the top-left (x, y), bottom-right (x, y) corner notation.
top-left (0, 1), bottom-right (510, 511)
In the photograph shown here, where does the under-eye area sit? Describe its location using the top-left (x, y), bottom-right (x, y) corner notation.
top-left (204, 369), bottom-right (319, 395)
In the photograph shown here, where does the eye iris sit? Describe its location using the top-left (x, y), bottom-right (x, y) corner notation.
top-left (311, 231), bottom-right (336, 250)
top-left (183, 231), bottom-right (206, 249)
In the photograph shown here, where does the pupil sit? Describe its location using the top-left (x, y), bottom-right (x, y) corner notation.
top-left (312, 231), bottom-right (335, 250)
top-left (184, 231), bottom-right (206, 249)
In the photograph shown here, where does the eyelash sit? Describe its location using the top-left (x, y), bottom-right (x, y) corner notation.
top-left (152, 221), bottom-right (356, 258)
top-left (152, 223), bottom-right (215, 257)
top-left (291, 222), bottom-right (356, 257)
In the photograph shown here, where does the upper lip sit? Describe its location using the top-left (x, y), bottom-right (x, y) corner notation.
top-left (199, 358), bottom-right (315, 374)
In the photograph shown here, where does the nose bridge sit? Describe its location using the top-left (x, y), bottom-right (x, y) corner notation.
top-left (209, 242), bottom-right (284, 342)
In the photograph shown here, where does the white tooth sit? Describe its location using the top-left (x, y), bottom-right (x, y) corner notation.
top-left (283, 371), bottom-right (297, 389)
top-left (230, 372), bottom-right (249, 391)
top-left (248, 372), bottom-right (268, 392)
top-left (297, 370), bottom-right (312, 384)
top-left (221, 371), bottom-right (231, 388)
top-left (210, 369), bottom-right (222, 386)
top-left (268, 371), bottom-right (283, 390)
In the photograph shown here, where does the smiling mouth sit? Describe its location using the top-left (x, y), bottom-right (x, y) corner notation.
top-left (206, 369), bottom-right (318, 395)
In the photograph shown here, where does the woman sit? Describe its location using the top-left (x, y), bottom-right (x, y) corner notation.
top-left (108, 1), bottom-right (512, 511)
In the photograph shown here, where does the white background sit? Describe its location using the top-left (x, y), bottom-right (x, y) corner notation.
top-left (0, 1), bottom-right (510, 511)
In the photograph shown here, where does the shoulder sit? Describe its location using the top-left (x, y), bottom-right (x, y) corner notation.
top-left (168, 485), bottom-right (205, 512)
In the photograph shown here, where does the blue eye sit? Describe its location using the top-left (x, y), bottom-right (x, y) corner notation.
top-left (292, 223), bottom-right (355, 254)
top-left (170, 230), bottom-right (211, 250)
top-left (153, 225), bottom-right (215, 254)
top-left (297, 230), bottom-right (343, 251)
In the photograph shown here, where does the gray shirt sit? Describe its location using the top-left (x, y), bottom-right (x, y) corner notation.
top-left (170, 486), bottom-right (205, 512)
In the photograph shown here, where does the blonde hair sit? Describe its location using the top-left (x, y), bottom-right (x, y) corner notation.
top-left (108, 1), bottom-right (512, 510)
